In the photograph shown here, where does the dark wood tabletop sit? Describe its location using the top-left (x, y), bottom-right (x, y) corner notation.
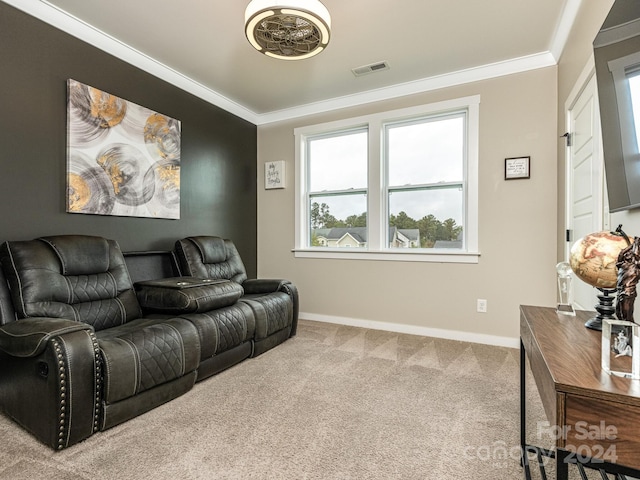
top-left (521, 305), bottom-right (640, 469)
top-left (521, 305), bottom-right (640, 403)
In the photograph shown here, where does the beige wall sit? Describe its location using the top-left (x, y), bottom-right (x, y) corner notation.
top-left (257, 68), bottom-right (558, 343)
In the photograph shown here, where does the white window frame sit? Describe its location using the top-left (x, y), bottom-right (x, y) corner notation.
top-left (294, 95), bottom-right (480, 263)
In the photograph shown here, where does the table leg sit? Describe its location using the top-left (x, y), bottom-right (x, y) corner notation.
top-left (520, 340), bottom-right (531, 479)
top-left (520, 340), bottom-right (526, 448)
top-left (555, 449), bottom-right (569, 480)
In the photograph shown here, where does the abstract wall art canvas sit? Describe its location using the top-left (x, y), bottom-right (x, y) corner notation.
top-left (66, 79), bottom-right (181, 219)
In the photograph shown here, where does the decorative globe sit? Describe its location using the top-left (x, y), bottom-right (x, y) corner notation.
top-left (569, 231), bottom-right (633, 289)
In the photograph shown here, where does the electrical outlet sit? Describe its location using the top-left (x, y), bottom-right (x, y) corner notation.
top-left (477, 299), bottom-right (487, 313)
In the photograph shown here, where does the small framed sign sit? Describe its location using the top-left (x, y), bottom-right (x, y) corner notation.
top-left (265, 161), bottom-right (285, 189)
top-left (505, 156), bottom-right (530, 180)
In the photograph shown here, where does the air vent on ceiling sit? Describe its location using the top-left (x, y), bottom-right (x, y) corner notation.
top-left (351, 61), bottom-right (390, 77)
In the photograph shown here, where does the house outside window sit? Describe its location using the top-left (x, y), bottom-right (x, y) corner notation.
top-left (294, 95), bottom-right (480, 263)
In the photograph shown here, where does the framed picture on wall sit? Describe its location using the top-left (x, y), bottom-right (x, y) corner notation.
top-left (505, 156), bottom-right (530, 180)
top-left (265, 161), bottom-right (285, 189)
top-left (66, 79), bottom-right (181, 219)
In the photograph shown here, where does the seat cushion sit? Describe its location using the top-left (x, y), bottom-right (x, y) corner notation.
top-left (96, 317), bottom-right (200, 404)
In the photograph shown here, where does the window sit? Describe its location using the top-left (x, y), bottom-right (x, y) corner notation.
top-left (294, 95), bottom-right (479, 263)
top-left (307, 128), bottom-right (368, 248)
top-left (386, 113), bottom-right (465, 250)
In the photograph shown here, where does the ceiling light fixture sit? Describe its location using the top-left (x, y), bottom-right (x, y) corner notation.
top-left (244, 0), bottom-right (331, 60)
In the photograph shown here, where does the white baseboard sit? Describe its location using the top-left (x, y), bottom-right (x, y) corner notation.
top-left (299, 312), bottom-right (519, 349)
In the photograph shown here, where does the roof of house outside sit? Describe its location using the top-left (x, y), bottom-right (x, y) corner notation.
top-left (433, 230), bottom-right (463, 249)
top-left (316, 227), bottom-right (367, 243)
top-left (433, 240), bottom-right (463, 249)
top-left (397, 229), bottom-right (420, 242)
top-left (314, 227), bottom-right (420, 243)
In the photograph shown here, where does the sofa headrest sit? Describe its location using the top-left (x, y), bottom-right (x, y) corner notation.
top-left (39, 235), bottom-right (110, 276)
top-left (188, 236), bottom-right (227, 264)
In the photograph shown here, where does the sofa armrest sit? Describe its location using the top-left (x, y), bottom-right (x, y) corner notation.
top-left (0, 317), bottom-right (93, 357)
top-left (242, 278), bottom-right (291, 294)
top-left (0, 319), bottom-right (99, 449)
top-left (279, 282), bottom-right (299, 336)
top-left (135, 277), bottom-right (244, 313)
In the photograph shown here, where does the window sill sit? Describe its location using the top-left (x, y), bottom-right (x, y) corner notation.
top-left (292, 248), bottom-right (480, 263)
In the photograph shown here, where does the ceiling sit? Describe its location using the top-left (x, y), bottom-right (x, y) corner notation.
top-left (5, 0), bottom-right (581, 124)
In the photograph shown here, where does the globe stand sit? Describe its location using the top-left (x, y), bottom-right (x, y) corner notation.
top-left (585, 288), bottom-right (619, 331)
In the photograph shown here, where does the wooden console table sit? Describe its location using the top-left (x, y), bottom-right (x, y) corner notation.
top-left (520, 305), bottom-right (640, 479)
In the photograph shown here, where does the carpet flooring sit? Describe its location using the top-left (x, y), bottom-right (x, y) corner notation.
top-left (0, 319), bottom-right (571, 479)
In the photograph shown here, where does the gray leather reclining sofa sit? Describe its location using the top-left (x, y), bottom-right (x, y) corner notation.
top-left (0, 234), bottom-right (298, 450)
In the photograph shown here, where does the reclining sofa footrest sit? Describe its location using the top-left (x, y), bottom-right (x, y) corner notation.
top-left (196, 341), bottom-right (253, 381)
top-left (252, 327), bottom-right (292, 357)
top-left (101, 370), bottom-right (196, 430)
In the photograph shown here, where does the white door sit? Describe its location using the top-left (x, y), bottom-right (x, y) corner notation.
top-left (566, 73), bottom-right (605, 311)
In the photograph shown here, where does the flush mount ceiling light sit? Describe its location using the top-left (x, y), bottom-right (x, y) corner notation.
top-left (244, 0), bottom-right (331, 60)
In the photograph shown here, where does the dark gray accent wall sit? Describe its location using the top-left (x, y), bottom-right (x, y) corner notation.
top-left (0, 3), bottom-right (257, 276)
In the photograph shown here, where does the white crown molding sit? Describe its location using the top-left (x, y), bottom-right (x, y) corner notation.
top-left (4, 0), bottom-right (260, 124)
top-left (5, 0), bottom-right (578, 126)
top-left (549, 0), bottom-right (583, 61)
top-left (256, 52), bottom-right (556, 124)
top-left (300, 312), bottom-right (519, 349)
